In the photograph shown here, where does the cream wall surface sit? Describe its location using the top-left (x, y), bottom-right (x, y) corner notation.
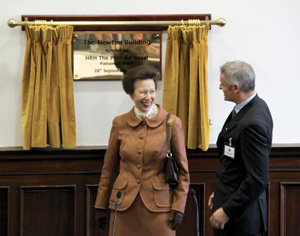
top-left (1, 0), bottom-right (300, 147)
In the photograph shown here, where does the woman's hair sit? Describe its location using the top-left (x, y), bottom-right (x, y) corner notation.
top-left (220, 60), bottom-right (255, 93)
top-left (122, 65), bottom-right (159, 95)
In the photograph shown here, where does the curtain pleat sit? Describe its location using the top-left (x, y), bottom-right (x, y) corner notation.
top-left (21, 25), bottom-right (76, 150)
top-left (162, 27), bottom-right (181, 115)
top-left (198, 26), bottom-right (210, 151)
top-left (57, 26), bottom-right (76, 149)
top-left (177, 28), bottom-right (189, 145)
top-left (163, 25), bottom-right (210, 151)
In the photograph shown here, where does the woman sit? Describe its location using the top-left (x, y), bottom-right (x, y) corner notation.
top-left (94, 65), bottom-right (190, 236)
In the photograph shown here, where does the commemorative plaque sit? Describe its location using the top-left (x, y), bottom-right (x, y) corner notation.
top-left (73, 31), bottom-right (161, 80)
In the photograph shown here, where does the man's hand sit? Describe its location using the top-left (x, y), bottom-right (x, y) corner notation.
top-left (210, 207), bottom-right (229, 230)
top-left (169, 210), bottom-right (183, 230)
top-left (208, 192), bottom-right (214, 209)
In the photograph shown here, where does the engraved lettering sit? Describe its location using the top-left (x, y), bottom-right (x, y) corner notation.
top-left (97, 40), bottom-right (123, 45)
top-left (84, 40), bottom-right (96, 45)
top-left (98, 56), bottom-right (108, 60)
top-left (85, 56), bottom-right (98, 60)
top-left (124, 40), bottom-right (150, 46)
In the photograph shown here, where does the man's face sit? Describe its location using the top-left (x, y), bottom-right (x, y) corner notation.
top-left (219, 73), bottom-right (235, 102)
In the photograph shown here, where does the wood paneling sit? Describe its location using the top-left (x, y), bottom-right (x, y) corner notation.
top-left (21, 14), bottom-right (211, 31)
top-left (20, 186), bottom-right (76, 236)
top-left (0, 187), bottom-right (9, 235)
top-left (0, 146), bottom-right (299, 235)
top-left (86, 185), bottom-right (110, 236)
top-left (177, 184), bottom-right (205, 236)
top-left (280, 183), bottom-right (300, 236)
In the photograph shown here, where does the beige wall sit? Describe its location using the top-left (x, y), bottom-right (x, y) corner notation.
top-left (1, 0), bottom-right (300, 147)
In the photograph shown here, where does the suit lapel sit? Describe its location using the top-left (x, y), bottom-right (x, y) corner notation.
top-left (217, 95), bottom-right (259, 144)
top-left (217, 114), bottom-right (237, 144)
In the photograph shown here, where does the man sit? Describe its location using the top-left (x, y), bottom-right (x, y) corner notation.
top-left (208, 61), bottom-right (273, 236)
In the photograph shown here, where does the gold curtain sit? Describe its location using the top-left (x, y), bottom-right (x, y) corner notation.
top-left (21, 25), bottom-right (76, 150)
top-left (163, 25), bottom-right (210, 151)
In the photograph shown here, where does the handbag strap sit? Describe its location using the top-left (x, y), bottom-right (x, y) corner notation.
top-left (166, 113), bottom-right (172, 156)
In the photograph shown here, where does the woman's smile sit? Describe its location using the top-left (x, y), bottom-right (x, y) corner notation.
top-left (130, 79), bottom-right (156, 112)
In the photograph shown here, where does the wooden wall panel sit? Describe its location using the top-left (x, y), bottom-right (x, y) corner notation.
top-left (20, 186), bottom-right (76, 236)
top-left (280, 183), bottom-right (300, 236)
top-left (177, 184), bottom-right (204, 236)
top-left (21, 14), bottom-right (211, 31)
top-left (0, 187), bottom-right (9, 236)
top-left (0, 146), bottom-right (299, 236)
top-left (86, 185), bottom-right (110, 236)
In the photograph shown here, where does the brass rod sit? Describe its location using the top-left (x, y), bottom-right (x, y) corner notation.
top-left (7, 18), bottom-right (226, 28)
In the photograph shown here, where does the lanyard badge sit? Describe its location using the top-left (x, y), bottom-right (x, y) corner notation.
top-left (224, 137), bottom-right (235, 159)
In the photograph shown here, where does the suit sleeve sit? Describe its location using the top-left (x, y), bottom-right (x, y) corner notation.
top-left (222, 122), bottom-right (270, 219)
top-left (94, 117), bottom-right (120, 210)
top-left (170, 116), bottom-right (190, 214)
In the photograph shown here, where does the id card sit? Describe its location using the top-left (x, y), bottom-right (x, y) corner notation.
top-left (224, 137), bottom-right (235, 159)
top-left (224, 144), bottom-right (235, 159)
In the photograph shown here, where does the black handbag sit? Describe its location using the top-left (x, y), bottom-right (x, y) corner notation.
top-left (164, 113), bottom-right (179, 187)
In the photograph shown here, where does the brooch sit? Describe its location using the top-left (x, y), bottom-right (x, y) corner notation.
top-left (167, 118), bottom-right (174, 125)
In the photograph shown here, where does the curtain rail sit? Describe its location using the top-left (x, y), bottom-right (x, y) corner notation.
top-left (7, 18), bottom-right (226, 28)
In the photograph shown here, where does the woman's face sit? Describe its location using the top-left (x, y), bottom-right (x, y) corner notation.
top-left (130, 79), bottom-right (156, 112)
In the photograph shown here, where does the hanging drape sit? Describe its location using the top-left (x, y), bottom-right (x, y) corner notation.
top-left (21, 25), bottom-right (76, 150)
top-left (163, 25), bottom-right (209, 151)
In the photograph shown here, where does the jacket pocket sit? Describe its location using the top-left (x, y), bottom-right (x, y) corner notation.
top-left (109, 179), bottom-right (128, 205)
top-left (152, 181), bottom-right (172, 208)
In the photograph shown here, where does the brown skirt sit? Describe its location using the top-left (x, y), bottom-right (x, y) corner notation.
top-left (109, 193), bottom-right (175, 236)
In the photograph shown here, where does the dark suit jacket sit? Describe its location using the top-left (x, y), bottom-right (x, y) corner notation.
top-left (213, 95), bottom-right (273, 235)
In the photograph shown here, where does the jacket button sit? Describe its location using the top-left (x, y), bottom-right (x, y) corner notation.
top-left (140, 136), bottom-right (144, 139)
top-left (137, 164), bottom-right (141, 169)
top-left (137, 150), bottom-right (142, 154)
top-left (137, 179), bottom-right (140, 184)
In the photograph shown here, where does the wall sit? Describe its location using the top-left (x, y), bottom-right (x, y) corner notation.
top-left (1, 0), bottom-right (300, 147)
top-left (1, 147), bottom-right (299, 235)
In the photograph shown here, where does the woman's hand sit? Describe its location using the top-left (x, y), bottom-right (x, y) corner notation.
top-left (169, 210), bottom-right (183, 230)
top-left (95, 209), bottom-right (107, 230)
